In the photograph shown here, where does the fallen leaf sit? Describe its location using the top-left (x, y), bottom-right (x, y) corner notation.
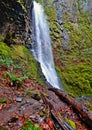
top-left (40, 122), bottom-right (50, 130)
top-left (0, 104), bottom-right (3, 110)
top-left (46, 118), bottom-right (54, 129)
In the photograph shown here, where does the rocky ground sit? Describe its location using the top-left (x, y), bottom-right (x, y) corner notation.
top-left (0, 64), bottom-right (92, 130)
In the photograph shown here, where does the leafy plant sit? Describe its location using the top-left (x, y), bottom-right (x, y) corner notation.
top-left (21, 120), bottom-right (42, 130)
top-left (0, 41), bottom-right (45, 86)
top-left (0, 41), bottom-right (12, 56)
top-left (66, 118), bottom-right (76, 130)
top-left (0, 56), bottom-right (13, 67)
top-left (7, 72), bottom-right (27, 87)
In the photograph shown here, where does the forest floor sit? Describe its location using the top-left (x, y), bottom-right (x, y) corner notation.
top-left (0, 64), bottom-right (92, 130)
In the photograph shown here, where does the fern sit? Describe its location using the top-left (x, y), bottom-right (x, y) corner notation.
top-left (21, 120), bottom-right (42, 130)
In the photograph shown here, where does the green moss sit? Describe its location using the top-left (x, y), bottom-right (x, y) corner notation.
top-left (27, 89), bottom-right (41, 100)
top-left (0, 41), bottom-right (12, 56)
top-left (44, 6), bottom-right (57, 20)
top-left (0, 42), bottom-right (45, 86)
top-left (61, 64), bottom-right (92, 96)
top-left (0, 98), bottom-right (8, 103)
top-left (85, 102), bottom-right (92, 114)
top-left (21, 120), bottom-right (42, 130)
top-left (45, 6), bottom-right (61, 40)
top-left (7, 72), bottom-right (27, 87)
top-left (17, 0), bottom-right (27, 12)
top-left (55, 65), bottom-right (63, 81)
top-left (66, 118), bottom-right (76, 130)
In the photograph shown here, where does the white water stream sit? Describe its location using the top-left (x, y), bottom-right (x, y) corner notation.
top-left (32, 1), bottom-right (60, 89)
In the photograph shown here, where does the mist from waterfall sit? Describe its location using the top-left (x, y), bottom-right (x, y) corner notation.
top-left (32, 1), bottom-right (61, 89)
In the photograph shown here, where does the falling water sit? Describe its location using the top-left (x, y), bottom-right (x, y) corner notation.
top-left (32, 1), bottom-right (61, 89)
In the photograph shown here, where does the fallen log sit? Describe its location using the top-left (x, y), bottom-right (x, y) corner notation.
top-left (51, 110), bottom-right (74, 130)
top-left (41, 93), bottom-right (70, 130)
top-left (49, 88), bottom-right (92, 129)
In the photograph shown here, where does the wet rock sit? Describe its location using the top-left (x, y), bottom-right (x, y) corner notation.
top-left (29, 115), bottom-right (36, 119)
top-left (30, 114), bottom-right (45, 123)
top-left (31, 91), bottom-right (41, 101)
top-left (16, 121), bottom-right (23, 127)
top-left (37, 117), bottom-right (45, 123)
top-left (39, 99), bottom-right (43, 103)
top-left (16, 97), bottom-right (22, 102)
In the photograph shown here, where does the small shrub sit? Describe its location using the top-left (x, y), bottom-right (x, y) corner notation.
top-left (0, 41), bottom-right (12, 56)
top-left (0, 42), bottom-right (45, 86)
top-left (7, 72), bottom-right (27, 87)
top-left (21, 120), bottom-right (42, 130)
top-left (0, 56), bottom-right (13, 67)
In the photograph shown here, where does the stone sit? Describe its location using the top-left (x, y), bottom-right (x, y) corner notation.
top-left (16, 97), bottom-right (22, 102)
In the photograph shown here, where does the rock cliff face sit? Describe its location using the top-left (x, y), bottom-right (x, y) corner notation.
top-left (0, 0), bottom-right (33, 46)
top-left (40, 0), bottom-right (92, 48)
top-left (39, 0), bottom-right (92, 95)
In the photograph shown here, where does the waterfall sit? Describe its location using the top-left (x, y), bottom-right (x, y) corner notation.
top-left (32, 1), bottom-right (61, 89)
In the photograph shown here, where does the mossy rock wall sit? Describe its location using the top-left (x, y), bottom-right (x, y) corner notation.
top-left (0, 0), bottom-right (33, 45)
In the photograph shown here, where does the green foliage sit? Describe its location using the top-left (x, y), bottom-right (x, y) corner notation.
top-left (0, 41), bottom-right (14, 67)
top-left (38, 0), bottom-right (53, 5)
top-left (0, 41), bottom-right (45, 86)
top-left (66, 118), bottom-right (76, 130)
top-left (0, 41), bottom-right (12, 56)
top-left (45, 6), bottom-right (57, 20)
top-left (44, 4), bottom-right (61, 47)
top-left (7, 72), bottom-right (27, 87)
top-left (62, 64), bottom-right (92, 96)
top-left (11, 45), bottom-right (45, 85)
top-left (85, 102), bottom-right (92, 114)
top-left (27, 89), bottom-right (41, 100)
top-left (0, 56), bottom-right (13, 67)
top-left (63, 16), bottom-right (92, 55)
top-left (0, 98), bottom-right (8, 103)
top-left (21, 120), bottom-right (42, 130)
